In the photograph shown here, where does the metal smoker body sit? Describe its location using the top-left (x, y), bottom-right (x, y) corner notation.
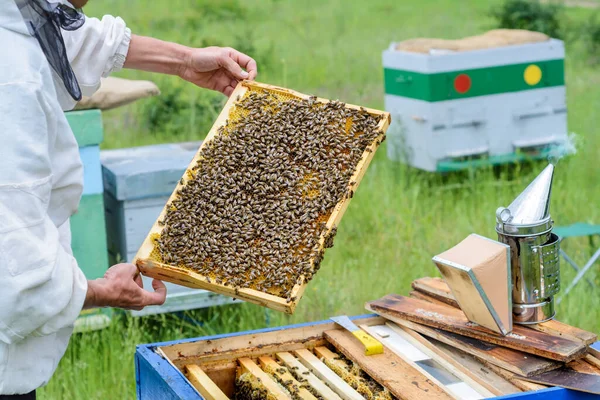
top-left (496, 164), bottom-right (561, 324)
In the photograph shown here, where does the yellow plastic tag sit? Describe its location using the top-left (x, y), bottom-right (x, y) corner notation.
top-left (352, 330), bottom-right (384, 355)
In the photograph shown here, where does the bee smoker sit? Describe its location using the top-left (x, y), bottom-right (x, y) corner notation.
top-left (496, 164), bottom-right (561, 324)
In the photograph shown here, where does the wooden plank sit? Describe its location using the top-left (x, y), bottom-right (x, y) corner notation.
top-left (276, 352), bottom-right (342, 400)
top-left (410, 290), bottom-right (452, 307)
top-left (324, 329), bottom-right (454, 400)
top-left (517, 368), bottom-right (600, 394)
top-left (486, 363), bottom-right (548, 392)
top-left (313, 346), bottom-right (386, 399)
top-left (314, 345), bottom-right (402, 399)
top-left (237, 357), bottom-right (291, 399)
top-left (313, 345), bottom-right (341, 359)
top-left (313, 346), bottom-right (352, 371)
top-left (424, 337), bottom-right (522, 395)
top-left (590, 343), bottom-right (600, 359)
top-left (160, 316), bottom-right (385, 369)
top-left (383, 315), bottom-right (560, 376)
top-left (367, 295), bottom-right (587, 362)
top-left (374, 323), bottom-right (497, 397)
top-left (585, 355), bottom-right (600, 370)
top-left (202, 361), bottom-right (237, 399)
top-left (567, 360), bottom-right (600, 374)
top-left (360, 325), bottom-right (488, 400)
top-left (412, 277), bottom-right (458, 307)
top-left (412, 277), bottom-right (598, 345)
top-left (184, 364), bottom-right (230, 400)
top-left (134, 80), bottom-right (391, 314)
top-left (293, 348), bottom-right (364, 400)
top-left (528, 320), bottom-right (598, 346)
top-left (258, 356), bottom-right (317, 400)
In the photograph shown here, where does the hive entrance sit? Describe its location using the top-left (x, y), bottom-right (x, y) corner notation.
top-left (143, 83), bottom-right (386, 303)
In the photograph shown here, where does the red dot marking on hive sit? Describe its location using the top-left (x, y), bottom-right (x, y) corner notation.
top-left (454, 74), bottom-right (471, 94)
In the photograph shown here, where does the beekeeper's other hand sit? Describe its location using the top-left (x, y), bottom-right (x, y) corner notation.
top-left (84, 263), bottom-right (167, 310)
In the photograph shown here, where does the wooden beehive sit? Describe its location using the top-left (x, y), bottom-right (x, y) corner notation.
top-left (138, 313), bottom-right (600, 399)
top-left (151, 316), bottom-right (495, 400)
top-left (136, 278), bottom-right (600, 399)
top-left (134, 81), bottom-right (391, 314)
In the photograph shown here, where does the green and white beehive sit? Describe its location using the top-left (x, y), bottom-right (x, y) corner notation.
top-left (65, 109), bottom-right (112, 332)
top-left (383, 36), bottom-right (567, 172)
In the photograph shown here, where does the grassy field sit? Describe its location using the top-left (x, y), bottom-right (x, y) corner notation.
top-left (40, 0), bottom-right (599, 398)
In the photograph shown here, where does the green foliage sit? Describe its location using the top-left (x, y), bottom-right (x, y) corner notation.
top-left (580, 13), bottom-right (600, 64)
top-left (125, 0), bottom-right (275, 140)
top-left (190, 0), bottom-right (247, 22)
top-left (490, 0), bottom-right (563, 38)
top-left (140, 80), bottom-right (225, 139)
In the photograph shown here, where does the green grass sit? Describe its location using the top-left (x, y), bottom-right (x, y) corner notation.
top-left (40, 0), bottom-right (600, 398)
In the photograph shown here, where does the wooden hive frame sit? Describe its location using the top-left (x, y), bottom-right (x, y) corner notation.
top-left (134, 81), bottom-right (391, 313)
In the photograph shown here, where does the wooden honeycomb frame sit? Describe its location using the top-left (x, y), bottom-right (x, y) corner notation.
top-left (134, 81), bottom-right (391, 313)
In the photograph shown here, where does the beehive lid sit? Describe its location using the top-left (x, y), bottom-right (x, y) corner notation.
top-left (101, 141), bottom-right (201, 200)
top-left (394, 29), bottom-right (550, 54)
top-left (133, 81), bottom-right (390, 314)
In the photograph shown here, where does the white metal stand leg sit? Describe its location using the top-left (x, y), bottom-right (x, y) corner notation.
top-left (557, 247), bottom-right (600, 304)
top-left (559, 249), bottom-right (595, 288)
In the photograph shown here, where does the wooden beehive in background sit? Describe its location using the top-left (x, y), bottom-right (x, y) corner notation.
top-left (134, 81), bottom-right (390, 313)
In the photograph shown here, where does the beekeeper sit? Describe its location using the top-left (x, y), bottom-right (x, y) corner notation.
top-left (0, 0), bottom-right (258, 398)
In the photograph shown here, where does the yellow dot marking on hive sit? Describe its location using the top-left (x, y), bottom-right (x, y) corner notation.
top-left (524, 64), bottom-right (542, 86)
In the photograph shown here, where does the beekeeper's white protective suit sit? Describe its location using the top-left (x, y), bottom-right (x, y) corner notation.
top-left (0, 1), bottom-right (130, 394)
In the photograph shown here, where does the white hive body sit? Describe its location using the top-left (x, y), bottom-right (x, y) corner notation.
top-left (382, 35), bottom-right (568, 172)
top-left (496, 164), bottom-right (561, 324)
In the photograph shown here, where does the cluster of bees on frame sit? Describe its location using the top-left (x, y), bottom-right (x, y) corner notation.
top-left (156, 89), bottom-right (384, 300)
top-left (234, 348), bottom-right (393, 400)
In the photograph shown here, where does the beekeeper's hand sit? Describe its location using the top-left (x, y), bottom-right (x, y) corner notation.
top-left (84, 263), bottom-right (167, 310)
top-left (179, 46), bottom-right (258, 96)
top-left (124, 35), bottom-right (257, 97)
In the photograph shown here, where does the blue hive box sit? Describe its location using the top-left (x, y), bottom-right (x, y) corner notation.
top-left (135, 314), bottom-right (600, 399)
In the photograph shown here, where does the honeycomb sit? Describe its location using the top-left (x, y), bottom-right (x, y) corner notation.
top-left (322, 350), bottom-right (394, 400)
top-left (148, 84), bottom-right (385, 300)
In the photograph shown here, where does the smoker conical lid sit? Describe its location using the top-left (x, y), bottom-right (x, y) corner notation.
top-left (496, 164), bottom-right (554, 233)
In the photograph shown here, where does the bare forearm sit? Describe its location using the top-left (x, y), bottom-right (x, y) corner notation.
top-left (123, 34), bottom-right (191, 77)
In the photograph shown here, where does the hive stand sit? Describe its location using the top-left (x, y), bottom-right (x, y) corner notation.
top-left (432, 234), bottom-right (512, 335)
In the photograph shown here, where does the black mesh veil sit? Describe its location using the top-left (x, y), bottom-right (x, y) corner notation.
top-left (15, 0), bottom-right (85, 101)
